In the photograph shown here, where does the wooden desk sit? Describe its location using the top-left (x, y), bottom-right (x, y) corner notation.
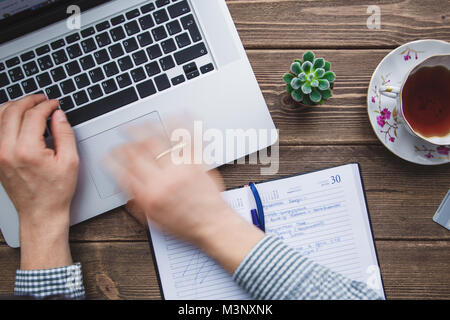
top-left (1, 0), bottom-right (449, 299)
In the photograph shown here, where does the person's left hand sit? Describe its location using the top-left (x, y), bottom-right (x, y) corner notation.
top-left (0, 95), bottom-right (79, 270)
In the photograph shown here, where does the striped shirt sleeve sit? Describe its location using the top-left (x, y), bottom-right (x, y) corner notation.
top-left (15, 263), bottom-right (85, 299)
top-left (232, 235), bottom-right (382, 300)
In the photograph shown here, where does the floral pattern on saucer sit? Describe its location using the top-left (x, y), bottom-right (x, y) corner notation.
top-left (367, 40), bottom-right (450, 166)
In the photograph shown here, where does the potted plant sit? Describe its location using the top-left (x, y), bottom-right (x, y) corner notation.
top-left (283, 51), bottom-right (336, 106)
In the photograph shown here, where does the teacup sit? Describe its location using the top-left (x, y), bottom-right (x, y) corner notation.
top-left (380, 54), bottom-right (450, 146)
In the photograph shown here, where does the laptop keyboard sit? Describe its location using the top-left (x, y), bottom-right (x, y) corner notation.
top-left (0, 0), bottom-right (215, 130)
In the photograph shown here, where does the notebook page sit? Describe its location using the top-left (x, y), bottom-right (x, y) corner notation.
top-left (149, 163), bottom-right (384, 299)
top-left (254, 163), bottom-right (384, 298)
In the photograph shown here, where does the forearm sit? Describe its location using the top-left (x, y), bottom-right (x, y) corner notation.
top-left (232, 236), bottom-right (382, 300)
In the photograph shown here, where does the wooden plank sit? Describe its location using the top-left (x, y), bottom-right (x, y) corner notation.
top-left (250, 49), bottom-right (388, 145)
top-left (1, 145), bottom-right (448, 244)
top-left (227, 0), bottom-right (450, 49)
top-left (0, 241), bottom-right (448, 299)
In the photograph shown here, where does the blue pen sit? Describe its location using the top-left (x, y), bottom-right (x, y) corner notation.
top-left (249, 182), bottom-right (265, 232)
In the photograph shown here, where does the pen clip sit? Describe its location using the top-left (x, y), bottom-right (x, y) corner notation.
top-left (249, 182), bottom-right (265, 232)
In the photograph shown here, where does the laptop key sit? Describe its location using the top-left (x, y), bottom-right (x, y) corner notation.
top-left (6, 57), bottom-right (20, 68)
top-left (50, 67), bottom-right (66, 82)
top-left (141, 3), bottom-right (156, 14)
top-left (161, 38), bottom-right (176, 54)
top-left (136, 79), bottom-right (156, 98)
top-left (59, 96), bottom-right (74, 111)
top-left (50, 39), bottom-right (65, 50)
top-left (36, 45), bottom-right (50, 56)
top-left (110, 26), bottom-right (126, 42)
top-left (101, 79), bottom-right (118, 94)
top-left (153, 9), bottom-right (169, 24)
top-left (66, 87), bottom-right (138, 127)
top-left (8, 67), bottom-right (24, 82)
top-left (147, 44), bottom-right (163, 60)
top-left (74, 73), bottom-right (90, 89)
top-left (175, 32), bottom-right (191, 48)
top-left (36, 72), bottom-right (52, 88)
top-left (21, 78), bottom-right (38, 93)
top-left (79, 55), bottom-right (95, 70)
top-left (94, 49), bottom-right (110, 64)
top-left (66, 33), bottom-right (80, 44)
top-left (116, 73), bottom-right (132, 88)
top-left (174, 42), bottom-right (207, 65)
top-left (137, 31), bottom-right (153, 47)
top-left (156, 0), bottom-right (170, 8)
top-left (123, 37), bottom-right (139, 53)
top-left (87, 84), bottom-right (103, 100)
top-left (126, 9), bottom-right (141, 20)
top-left (168, 0), bottom-right (190, 19)
top-left (152, 26), bottom-right (168, 41)
top-left (118, 56), bottom-right (133, 71)
top-left (7, 84), bottom-right (23, 99)
top-left (154, 73), bottom-right (171, 91)
top-left (60, 79), bottom-right (76, 95)
top-left (96, 21), bottom-right (110, 32)
top-left (81, 27), bottom-right (95, 38)
top-left (181, 14), bottom-right (202, 42)
top-left (130, 67), bottom-right (146, 83)
top-left (145, 61), bottom-right (161, 77)
top-left (45, 85), bottom-right (61, 99)
top-left (22, 61), bottom-right (39, 77)
top-left (88, 67), bottom-right (105, 83)
top-left (95, 32), bottom-right (112, 48)
top-left (132, 50), bottom-right (148, 66)
top-left (125, 21), bottom-right (140, 36)
top-left (159, 56), bottom-right (175, 71)
top-left (0, 89), bottom-right (8, 104)
top-left (103, 62), bottom-right (120, 77)
top-left (20, 51), bottom-right (35, 62)
top-left (81, 38), bottom-right (97, 54)
top-left (108, 43), bottom-right (125, 59)
top-left (167, 20), bottom-right (182, 35)
top-left (183, 62), bottom-right (197, 74)
top-left (111, 15), bottom-right (125, 26)
top-left (139, 15), bottom-right (155, 30)
top-left (65, 61), bottom-right (81, 76)
top-left (0, 62), bottom-right (4, 71)
top-left (52, 49), bottom-right (68, 65)
top-left (186, 69), bottom-right (200, 80)
top-left (38, 55), bottom-right (54, 71)
top-left (0, 72), bottom-right (9, 87)
top-left (73, 90), bottom-right (89, 106)
top-left (67, 44), bottom-right (83, 59)
top-left (171, 74), bottom-right (185, 86)
top-left (200, 63), bottom-right (214, 74)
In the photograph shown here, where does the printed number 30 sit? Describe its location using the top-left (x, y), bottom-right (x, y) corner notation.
top-left (331, 175), bottom-right (341, 184)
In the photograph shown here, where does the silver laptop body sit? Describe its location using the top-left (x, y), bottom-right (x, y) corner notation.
top-left (0, 0), bottom-right (277, 247)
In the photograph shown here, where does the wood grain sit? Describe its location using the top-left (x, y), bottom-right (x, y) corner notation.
top-left (227, 0), bottom-right (450, 49)
top-left (250, 49), bottom-right (388, 145)
top-left (0, 241), bottom-right (448, 299)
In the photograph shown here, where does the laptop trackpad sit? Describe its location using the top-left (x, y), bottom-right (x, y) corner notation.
top-left (79, 111), bottom-right (167, 199)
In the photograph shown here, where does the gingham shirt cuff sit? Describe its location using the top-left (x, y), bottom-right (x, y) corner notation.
top-left (15, 263), bottom-right (85, 299)
top-left (233, 235), bottom-right (382, 300)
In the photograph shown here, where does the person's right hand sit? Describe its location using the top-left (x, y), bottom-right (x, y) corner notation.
top-left (107, 137), bottom-right (264, 274)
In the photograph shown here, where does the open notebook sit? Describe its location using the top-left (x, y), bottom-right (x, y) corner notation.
top-left (148, 163), bottom-right (385, 299)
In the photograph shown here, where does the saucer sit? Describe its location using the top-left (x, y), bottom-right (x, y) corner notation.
top-left (367, 39), bottom-right (450, 165)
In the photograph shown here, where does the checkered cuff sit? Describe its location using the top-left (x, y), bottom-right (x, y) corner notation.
top-left (15, 263), bottom-right (85, 299)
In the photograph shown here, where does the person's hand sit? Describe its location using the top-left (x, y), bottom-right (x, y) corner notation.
top-left (108, 137), bottom-right (264, 273)
top-left (0, 95), bottom-right (79, 270)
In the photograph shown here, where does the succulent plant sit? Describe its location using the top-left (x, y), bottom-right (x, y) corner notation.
top-left (283, 51), bottom-right (336, 105)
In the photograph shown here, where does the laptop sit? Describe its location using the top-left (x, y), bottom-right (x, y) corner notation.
top-left (0, 0), bottom-right (277, 248)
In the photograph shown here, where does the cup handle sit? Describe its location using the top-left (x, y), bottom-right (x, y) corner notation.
top-left (379, 86), bottom-right (400, 99)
